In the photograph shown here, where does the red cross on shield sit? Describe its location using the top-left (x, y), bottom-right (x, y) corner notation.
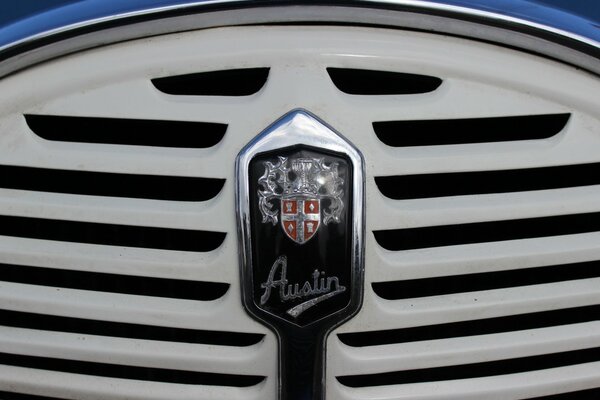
top-left (281, 199), bottom-right (320, 244)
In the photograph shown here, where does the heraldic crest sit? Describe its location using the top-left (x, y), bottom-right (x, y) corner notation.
top-left (257, 156), bottom-right (344, 244)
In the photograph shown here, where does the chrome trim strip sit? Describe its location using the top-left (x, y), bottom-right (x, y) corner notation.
top-left (368, 0), bottom-right (599, 48)
top-left (0, 2), bottom-right (598, 79)
top-left (0, 0), bottom-right (239, 54)
top-left (0, 0), bottom-right (597, 55)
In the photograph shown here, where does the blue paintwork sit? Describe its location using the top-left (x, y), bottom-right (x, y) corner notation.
top-left (0, 0), bottom-right (598, 52)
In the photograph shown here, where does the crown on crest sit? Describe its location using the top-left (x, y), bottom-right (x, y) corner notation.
top-left (257, 156), bottom-right (345, 225)
top-left (281, 158), bottom-right (320, 196)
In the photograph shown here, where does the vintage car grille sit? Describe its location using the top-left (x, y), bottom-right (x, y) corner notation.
top-left (0, 23), bottom-right (599, 399)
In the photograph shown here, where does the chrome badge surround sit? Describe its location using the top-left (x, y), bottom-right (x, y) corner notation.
top-left (236, 110), bottom-right (365, 400)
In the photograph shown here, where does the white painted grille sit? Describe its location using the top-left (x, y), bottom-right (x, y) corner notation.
top-left (0, 25), bottom-right (599, 400)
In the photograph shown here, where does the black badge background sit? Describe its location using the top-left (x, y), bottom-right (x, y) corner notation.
top-left (249, 146), bottom-right (353, 327)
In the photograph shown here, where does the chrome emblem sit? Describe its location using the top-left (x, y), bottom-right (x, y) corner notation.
top-left (260, 255), bottom-right (346, 318)
top-left (258, 157), bottom-right (344, 244)
top-left (236, 110), bottom-right (365, 400)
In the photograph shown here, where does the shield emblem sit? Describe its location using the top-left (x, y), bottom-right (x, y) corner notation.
top-left (281, 199), bottom-right (320, 244)
top-left (257, 156), bottom-right (344, 246)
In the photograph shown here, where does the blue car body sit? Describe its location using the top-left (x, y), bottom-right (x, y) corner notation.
top-left (0, 0), bottom-right (598, 51)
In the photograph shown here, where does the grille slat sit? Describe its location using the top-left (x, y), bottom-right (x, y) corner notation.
top-left (0, 215), bottom-right (225, 252)
top-left (370, 180), bottom-right (600, 235)
top-left (0, 186), bottom-right (230, 235)
top-left (370, 231), bottom-right (600, 282)
top-left (328, 362), bottom-right (600, 400)
top-left (338, 306), bottom-right (600, 347)
top-left (0, 325), bottom-right (270, 376)
top-left (0, 263), bottom-right (228, 301)
top-left (152, 68), bottom-right (269, 96)
top-left (0, 352), bottom-right (264, 386)
top-left (0, 392), bottom-right (67, 400)
top-left (375, 161), bottom-right (600, 200)
top-left (373, 113), bottom-right (569, 147)
top-left (333, 322), bottom-right (600, 377)
top-left (337, 347), bottom-right (600, 387)
top-left (25, 115), bottom-right (227, 148)
top-left (530, 388), bottom-right (600, 399)
top-left (0, 280), bottom-right (256, 333)
top-left (0, 234), bottom-right (232, 283)
top-left (374, 211), bottom-right (600, 251)
top-left (0, 164), bottom-right (224, 201)
top-left (327, 68), bottom-right (442, 95)
top-left (0, 309), bottom-right (262, 346)
top-left (0, 364), bottom-right (270, 400)
top-left (343, 278), bottom-right (600, 333)
top-left (372, 260), bottom-right (600, 300)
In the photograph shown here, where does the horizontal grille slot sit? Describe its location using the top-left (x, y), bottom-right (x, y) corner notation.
top-left (0, 392), bottom-right (69, 400)
top-left (0, 215), bottom-right (225, 252)
top-left (336, 347), bottom-right (600, 387)
top-left (529, 388), bottom-right (600, 399)
top-left (25, 115), bottom-right (226, 148)
top-left (327, 68), bottom-right (442, 95)
top-left (372, 260), bottom-right (600, 300)
top-left (4, 386), bottom-right (598, 399)
top-left (152, 68), bottom-right (269, 96)
top-left (338, 305), bottom-right (600, 347)
top-left (373, 211), bottom-right (600, 251)
top-left (0, 264), bottom-right (228, 301)
top-left (374, 113), bottom-right (570, 147)
top-left (375, 162), bottom-right (600, 200)
top-left (0, 352), bottom-right (265, 387)
top-left (0, 309), bottom-right (263, 346)
top-left (0, 164), bottom-right (224, 201)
